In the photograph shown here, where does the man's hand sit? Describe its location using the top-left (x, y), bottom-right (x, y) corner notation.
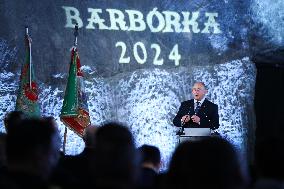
top-left (191, 115), bottom-right (200, 124)
top-left (181, 115), bottom-right (190, 123)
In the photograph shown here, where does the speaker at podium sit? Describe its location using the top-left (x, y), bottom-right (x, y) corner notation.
top-left (177, 128), bottom-right (212, 143)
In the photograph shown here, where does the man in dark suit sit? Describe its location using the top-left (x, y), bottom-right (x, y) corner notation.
top-left (173, 82), bottom-right (219, 130)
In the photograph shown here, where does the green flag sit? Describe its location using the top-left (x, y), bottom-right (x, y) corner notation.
top-left (15, 27), bottom-right (40, 117)
top-left (60, 46), bottom-right (90, 137)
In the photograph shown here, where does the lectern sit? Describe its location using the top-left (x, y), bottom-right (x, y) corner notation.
top-left (178, 128), bottom-right (211, 143)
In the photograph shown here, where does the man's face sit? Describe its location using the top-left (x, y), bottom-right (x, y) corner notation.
top-left (192, 83), bottom-right (207, 101)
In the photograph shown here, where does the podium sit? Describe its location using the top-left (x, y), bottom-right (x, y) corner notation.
top-left (177, 128), bottom-right (211, 143)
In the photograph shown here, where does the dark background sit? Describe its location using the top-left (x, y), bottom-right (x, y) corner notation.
top-left (254, 52), bottom-right (284, 145)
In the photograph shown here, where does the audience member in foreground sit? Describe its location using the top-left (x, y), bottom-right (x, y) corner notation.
top-left (3, 111), bottom-right (25, 133)
top-left (50, 125), bottom-right (98, 188)
top-left (137, 144), bottom-right (161, 189)
top-left (91, 122), bottom-right (139, 189)
top-left (0, 117), bottom-right (60, 189)
top-left (166, 137), bottom-right (248, 189)
top-left (0, 132), bottom-right (6, 173)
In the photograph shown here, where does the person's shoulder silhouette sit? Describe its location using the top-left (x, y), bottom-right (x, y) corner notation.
top-left (166, 137), bottom-right (248, 189)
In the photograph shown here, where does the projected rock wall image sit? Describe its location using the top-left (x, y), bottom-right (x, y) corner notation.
top-left (250, 0), bottom-right (284, 49)
top-left (2, 0), bottom-right (282, 168)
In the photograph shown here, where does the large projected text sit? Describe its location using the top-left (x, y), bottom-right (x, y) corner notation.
top-left (62, 6), bottom-right (222, 34)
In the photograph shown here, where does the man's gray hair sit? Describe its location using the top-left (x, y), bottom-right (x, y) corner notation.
top-left (194, 82), bottom-right (207, 89)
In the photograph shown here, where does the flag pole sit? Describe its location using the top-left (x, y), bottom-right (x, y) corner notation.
top-left (62, 23), bottom-right (79, 154)
top-left (74, 23), bottom-right (78, 47)
top-left (25, 26), bottom-right (32, 89)
top-left (63, 127), bottom-right (67, 154)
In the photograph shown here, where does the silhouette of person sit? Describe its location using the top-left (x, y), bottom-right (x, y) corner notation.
top-left (0, 117), bottom-right (60, 189)
top-left (3, 111), bottom-right (25, 133)
top-left (137, 144), bottom-right (161, 189)
top-left (91, 122), bottom-right (139, 189)
top-left (50, 125), bottom-right (98, 188)
top-left (166, 137), bottom-right (248, 189)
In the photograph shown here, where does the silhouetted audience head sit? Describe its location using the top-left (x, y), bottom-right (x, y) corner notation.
top-left (254, 137), bottom-right (284, 180)
top-left (138, 144), bottom-right (161, 172)
top-left (4, 111), bottom-right (25, 133)
top-left (0, 133), bottom-right (6, 168)
top-left (137, 145), bottom-right (161, 189)
top-left (82, 125), bottom-right (97, 149)
top-left (167, 137), bottom-right (247, 189)
top-left (92, 122), bottom-right (138, 189)
top-left (6, 117), bottom-right (60, 180)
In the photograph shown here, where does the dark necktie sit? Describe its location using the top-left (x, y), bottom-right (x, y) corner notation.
top-left (195, 101), bottom-right (201, 114)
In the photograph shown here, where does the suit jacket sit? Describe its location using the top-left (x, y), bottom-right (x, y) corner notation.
top-left (173, 99), bottom-right (219, 130)
top-left (137, 167), bottom-right (158, 189)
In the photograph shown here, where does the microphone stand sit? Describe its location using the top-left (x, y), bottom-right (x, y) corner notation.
top-left (177, 120), bottom-right (185, 136)
top-left (177, 106), bottom-right (192, 136)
